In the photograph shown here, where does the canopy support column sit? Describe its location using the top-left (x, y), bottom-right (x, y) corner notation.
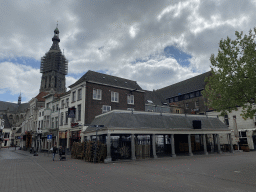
top-left (217, 134), bottom-right (222, 154)
top-left (188, 134), bottom-right (193, 156)
top-left (152, 134), bottom-right (157, 159)
top-left (203, 134), bottom-right (208, 155)
top-left (171, 134), bottom-right (176, 157)
top-left (104, 133), bottom-right (112, 163)
top-left (131, 134), bottom-right (136, 160)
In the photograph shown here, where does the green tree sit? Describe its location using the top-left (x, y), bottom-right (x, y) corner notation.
top-left (202, 28), bottom-right (256, 119)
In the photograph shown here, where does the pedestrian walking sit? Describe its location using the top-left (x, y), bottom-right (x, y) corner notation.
top-left (52, 145), bottom-right (57, 161)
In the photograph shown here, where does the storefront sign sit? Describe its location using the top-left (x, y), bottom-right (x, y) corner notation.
top-left (71, 123), bottom-right (79, 128)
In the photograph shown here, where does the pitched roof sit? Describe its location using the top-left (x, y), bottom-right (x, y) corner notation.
top-left (0, 101), bottom-right (18, 112)
top-left (69, 70), bottom-right (143, 90)
top-left (17, 103), bottom-right (30, 113)
top-left (0, 101), bottom-right (29, 114)
top-left (144, 90), bottom-right (164, 105)
top-left (35, 92), bottom-right (49, 102)
top-left (2, 114), bottom-right (11, 128)
top-left (86, 110), bottom-right (228, 132)
top-left (156, 71), bottom-right (211, 101)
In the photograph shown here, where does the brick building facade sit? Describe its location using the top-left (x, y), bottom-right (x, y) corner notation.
top-left (154, 71), bottom-right (211, 115)
top-left (84, 82), bottom-right (145, 124)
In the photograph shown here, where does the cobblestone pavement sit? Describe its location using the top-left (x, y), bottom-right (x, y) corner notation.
top-left (0, 148), bottom-right (256, 192)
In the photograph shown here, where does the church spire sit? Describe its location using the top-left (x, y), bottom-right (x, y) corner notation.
top-left (50, 21), bottom-right (60, 50)
top-left (18, 92), bottom-right (21, 105)
top-left (39, 23), bottom-right (68, 94)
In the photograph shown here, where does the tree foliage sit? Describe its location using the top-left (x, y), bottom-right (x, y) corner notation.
top-left (202, 28), bottom-right (256, 119)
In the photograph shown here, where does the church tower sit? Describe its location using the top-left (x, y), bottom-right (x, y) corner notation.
top-left (18, 92), bottom-right (21, 105)
top-left (39, 24), bottom-right (68, 94)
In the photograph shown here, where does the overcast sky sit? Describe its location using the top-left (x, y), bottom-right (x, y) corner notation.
top-left (0, 0), bottom-right (255, 103)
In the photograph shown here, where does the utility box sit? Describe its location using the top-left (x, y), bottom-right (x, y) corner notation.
top-left (193, 120), bottom-right (201, 129)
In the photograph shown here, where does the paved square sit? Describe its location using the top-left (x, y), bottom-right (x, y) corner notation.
top-left (0, 148), bottom-right (255, 192)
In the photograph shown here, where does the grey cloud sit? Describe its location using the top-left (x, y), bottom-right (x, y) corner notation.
top-left (1, 0), bottom-right (256, 98)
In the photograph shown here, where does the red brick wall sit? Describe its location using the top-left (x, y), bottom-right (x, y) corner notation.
top-left (85, 82), bottom-right (145, 124)
top-left (172, 96), bottom-right (208, 114)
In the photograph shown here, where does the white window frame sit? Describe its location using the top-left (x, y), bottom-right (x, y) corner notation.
top-left (55, 117), bottom-right (58, 128)
top-left (72, 91), bottom-right (76, 102)
top-left (77, 104), bottom-right (81, 121)
top-left (60, 112), bottom-right (64, 126)
top-left (66, 98), bottom-right (69, 108)
top-left (111, 92), bottom-right (119, 102)
top-left (102, 105), bottom-right (111, 113)
top-left (65, 111), bottom-right (68, 124)
top-left (52, 118), bottom-right (54, 128)
top-left (78, 89), bottom-right (82, 101)
top-left (127, 94), bottom-right (134, 104)
top-left (93, 89), bottom-right (102, 100)
top-left (195, 101), bottom-right (199, 107)
top-left (61, 100), bottom-right (65, 109)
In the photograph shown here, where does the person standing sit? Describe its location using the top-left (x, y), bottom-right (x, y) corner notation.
top-left (52, 145), bottom-right (57, 161)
